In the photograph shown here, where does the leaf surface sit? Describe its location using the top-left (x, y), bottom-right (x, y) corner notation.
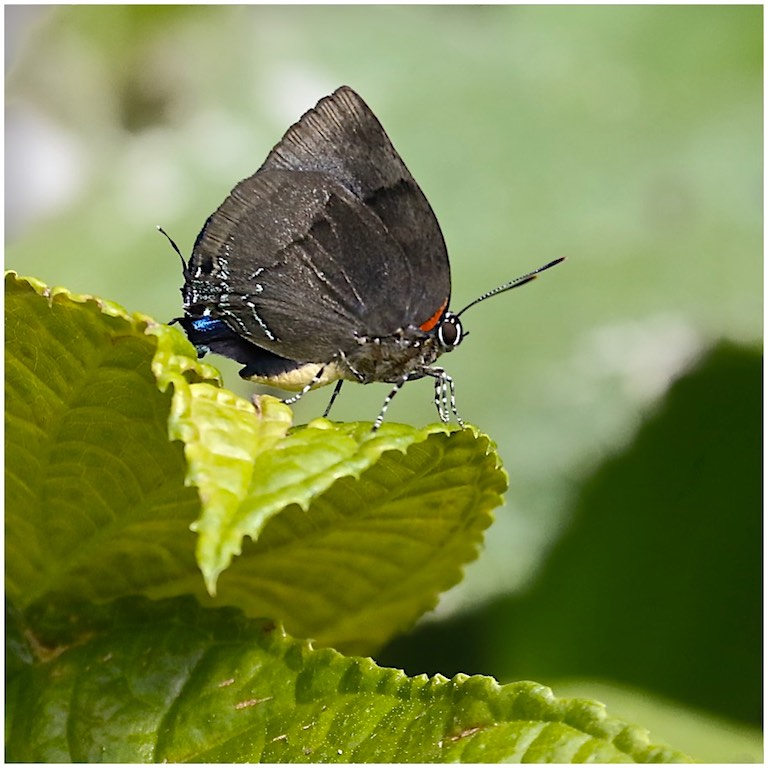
top-left (6, 597), bottom-right (691, 763)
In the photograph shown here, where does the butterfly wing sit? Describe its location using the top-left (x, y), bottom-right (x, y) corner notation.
top-left (185, 169), bottom-right (418, 363)
top-left (259, 86), bottom-right (452, 328)
top-left (183, 86), bottom-right (451, 366)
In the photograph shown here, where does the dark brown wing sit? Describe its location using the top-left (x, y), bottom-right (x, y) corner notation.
top-left (259, 86), bottom-right (452, 322)
top-left (185, 169), bottom-right (424, 363)
top-left (184, 86), bottom-right (453, 366)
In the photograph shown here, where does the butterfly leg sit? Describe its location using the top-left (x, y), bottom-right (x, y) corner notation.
top-left (429, 369), bottom-right (464, 427)
top-left (282, 365), bottom-right (327, 406)
top-left (322, 380), bottom-right (344, 418)
top-left (373, 373), bottom-right (411, 432)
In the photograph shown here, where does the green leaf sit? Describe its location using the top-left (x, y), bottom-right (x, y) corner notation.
top-left (5, 272), bottom-right (204, 609)
top-left (6, 273), bottom-right (507, 652)
top-left (6, 596), bottom-right (691, 763)
top-left (206, 421), bottom-right (505, 652)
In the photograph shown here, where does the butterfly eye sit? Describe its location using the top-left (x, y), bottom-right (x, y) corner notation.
top-left (437, 314), bottom-right (463, 350)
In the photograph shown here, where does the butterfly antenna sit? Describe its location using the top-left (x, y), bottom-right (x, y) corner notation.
top-left (157, 225), bottom-right (188, 275)
top-left (456, 257), bottom-right (566, 317)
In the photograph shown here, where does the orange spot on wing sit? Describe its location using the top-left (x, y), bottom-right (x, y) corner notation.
top-left (419, 299), bottom-right (448, 332)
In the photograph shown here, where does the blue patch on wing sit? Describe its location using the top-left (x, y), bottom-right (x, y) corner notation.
top-left (177, 313), bottom-right (302, 380)
top-left (190, 315), bottom-right (228, 338)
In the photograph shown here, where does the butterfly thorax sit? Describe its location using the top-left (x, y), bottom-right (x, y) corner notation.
top-left (339, 325), bottom-right (447, 384)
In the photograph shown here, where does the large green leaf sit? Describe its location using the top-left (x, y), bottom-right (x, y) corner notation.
top-left (5, 273), bottom-right (506, 653)
top-left (5, 596), bottom-right (691, 762)
top-left (206, 422), bottom-right (503, 651)
top-left (5, 273), bottom-right (204, 608)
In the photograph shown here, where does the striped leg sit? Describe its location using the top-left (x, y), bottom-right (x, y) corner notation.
top-left (373, 373), bottom-right (410, 432)
top-left (282, 365), bottom-right (327, 405)
top-left (322, 380), bottom-right (344, 418)
top-left (430, 369), bottom-right (464, 427)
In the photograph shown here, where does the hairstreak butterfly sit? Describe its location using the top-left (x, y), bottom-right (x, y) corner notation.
top-left (167, 86), bottom-right (564, 430)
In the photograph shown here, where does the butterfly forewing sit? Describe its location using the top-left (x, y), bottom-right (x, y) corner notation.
top-left (260, 86), bottom-right (452, 326)
top-left (186, 87), bottom-right (454, 366)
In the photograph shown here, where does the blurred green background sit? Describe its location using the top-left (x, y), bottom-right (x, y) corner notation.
top-left (6, 6), bottom-right (762, 761)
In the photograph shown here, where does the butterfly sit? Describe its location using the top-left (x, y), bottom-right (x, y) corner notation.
top-left (167, 86), bottom-right (563, 429)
